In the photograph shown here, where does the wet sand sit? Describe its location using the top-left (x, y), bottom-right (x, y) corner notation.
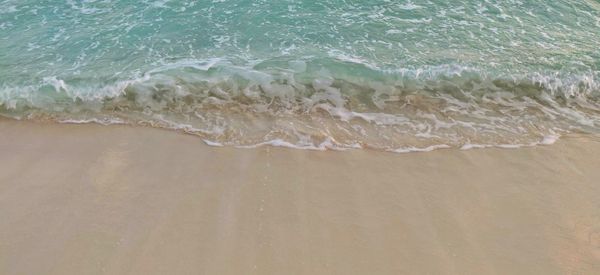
top-left (0, 119), bottom-right (599, 274)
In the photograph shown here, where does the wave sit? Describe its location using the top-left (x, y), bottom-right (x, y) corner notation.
top-left (1, 57), bottom-right (599, 152)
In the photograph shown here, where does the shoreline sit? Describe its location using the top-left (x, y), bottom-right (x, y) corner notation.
top-left (1, 119), bottom-right (599, 274)
top-left (2, 117), bottom-right (574, 154)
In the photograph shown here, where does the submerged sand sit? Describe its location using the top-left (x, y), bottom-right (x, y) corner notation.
top-left (0, 119), bottom-right (599, 274)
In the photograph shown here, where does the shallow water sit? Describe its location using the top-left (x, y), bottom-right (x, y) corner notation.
top-left (1, 0), bottom-right (600, 151)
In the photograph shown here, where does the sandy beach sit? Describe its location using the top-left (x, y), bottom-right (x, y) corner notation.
top-left (0, 119), bottom-right (599, 274)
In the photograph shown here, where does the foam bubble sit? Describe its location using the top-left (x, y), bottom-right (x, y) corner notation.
top-left (1, 58), bottom-right (598, 153)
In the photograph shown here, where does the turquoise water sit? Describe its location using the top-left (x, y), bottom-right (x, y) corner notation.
top-left (1, 0), bottom-right (600, 151)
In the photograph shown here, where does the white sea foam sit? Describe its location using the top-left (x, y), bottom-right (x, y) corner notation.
top-left (391, 144), bottom-right (451, 153)
top-left (540, 135), bottom-right (560, 145)
top-left (58, 118), bottom-right (127, 125)
top-left (203, 140), bottom-right (224, 147)
top-left (1, 57), bottom-right (598, 154)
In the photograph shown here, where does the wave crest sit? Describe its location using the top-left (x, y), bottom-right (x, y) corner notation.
top-left (2, 58), bottom-right (599, 152)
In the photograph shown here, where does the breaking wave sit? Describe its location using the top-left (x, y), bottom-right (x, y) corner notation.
top-left (2, 58), bottom-right (599, 152)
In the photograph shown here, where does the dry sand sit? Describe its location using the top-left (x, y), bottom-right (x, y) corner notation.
top-left (0, 119), bottom-right (599, 274)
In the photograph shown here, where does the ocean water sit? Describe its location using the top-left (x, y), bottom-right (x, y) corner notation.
top-left (1, 0), bottom-right (600, 151)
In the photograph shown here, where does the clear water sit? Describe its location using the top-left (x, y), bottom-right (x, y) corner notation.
top-left (1, 0), bottom-right (600, 151)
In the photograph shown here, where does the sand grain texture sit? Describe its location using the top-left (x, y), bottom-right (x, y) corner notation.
top-left (0, 120), bottom-right (599, 274)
